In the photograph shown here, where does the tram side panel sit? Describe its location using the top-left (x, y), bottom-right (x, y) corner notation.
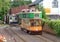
top-left (21, 19), bottom-right (42, 34)
top-left (21, 19), bottom-right (30, 31)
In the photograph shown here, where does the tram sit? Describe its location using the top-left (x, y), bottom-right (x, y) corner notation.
top-left (19, 12), bottom-right (42, 34)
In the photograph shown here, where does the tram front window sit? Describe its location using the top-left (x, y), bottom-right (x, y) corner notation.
top-left (31, 20), bottom-right (41, 26)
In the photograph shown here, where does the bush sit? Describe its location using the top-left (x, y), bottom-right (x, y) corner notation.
top-left (42, 19), bottom-right (45, 27)
top-left (38, 5), bottom-right (48, 19)
top-left (43, 19), bottom-right (60, 36)
top-left (0, 20), bottom-right (4, 24)
top-left (42, 19), bottom-right (50, 27)
top-left (51, 20), bottom-right (60, 36)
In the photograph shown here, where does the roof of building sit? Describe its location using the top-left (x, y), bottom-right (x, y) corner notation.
top-left (9, 5), bottom-right (28, 14)
top-left (29, 0), bottom-right (43, 6)
top-left (9, 0), bottom-right (43, 14)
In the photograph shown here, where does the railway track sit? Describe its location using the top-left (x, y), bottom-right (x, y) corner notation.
top-left (41, 32), bottom-right (57, 42)
top-left (0, 28), bottom-right (8, 42)
top-left (0, 25), bottom-right (59, 42)
top-left (33, 35), bottom-right (55, 42)
top-left (14, 28), bottom-right (54, 42)
top-left (1, 25), bottom-right (57, 42)
top-left (7, 28), bottom-right (27, 42)
top-left (15, 27), bottom-right (55, 42)
top-left (3, 28), bottom-right (17, 42)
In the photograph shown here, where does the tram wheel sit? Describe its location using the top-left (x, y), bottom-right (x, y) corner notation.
top-left (28, 31), bottom-right (32, 35)
top-left (26, 30), bottom-right (29, 33)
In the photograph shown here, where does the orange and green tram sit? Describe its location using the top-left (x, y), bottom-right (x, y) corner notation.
top-left (19, 12), bottom-right (42, 34)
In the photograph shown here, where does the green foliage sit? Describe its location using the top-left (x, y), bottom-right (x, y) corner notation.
top-left (0, 0), bottom-right (10, 20)
top-left (50, 20), bottom-right (60, 36)
top-left (42, 19), bottom-right (45, 27)
top-left (38, 5), bottom-right (48, 19)
top-left (43, 19), bottom-right (60, 36)
top-left (11, 1), bottom-right (32, 8)
top-left (42, 19), bottom-right (50, 27)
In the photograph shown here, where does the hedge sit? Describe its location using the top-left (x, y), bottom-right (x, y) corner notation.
top-left (42, 19), bottom-right (60, 36)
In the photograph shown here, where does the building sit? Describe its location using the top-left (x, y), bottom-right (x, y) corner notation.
top-left (39, 0), bottom-right (60, 20)
top-left (5, 5), bottom-right (28, 24)
top-left (30, 0), bottom-right (60, 20)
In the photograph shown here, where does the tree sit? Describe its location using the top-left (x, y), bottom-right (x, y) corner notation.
top-left (0, 0), bottom-right (10, 20)
top-left (38, 5), bottom-right (48, 19)
top-left (11, 0), bottom-right (32, 8)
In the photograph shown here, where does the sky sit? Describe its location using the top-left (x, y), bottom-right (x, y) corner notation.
top-left (11, 0), bottom-right (13, 1)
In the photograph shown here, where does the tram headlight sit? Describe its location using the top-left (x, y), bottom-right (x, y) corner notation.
top-left (36, 29), bottom-right (38, 31)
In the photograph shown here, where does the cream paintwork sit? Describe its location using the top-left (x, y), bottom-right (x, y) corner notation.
top-left (21, 18), bottom-right (42, 31)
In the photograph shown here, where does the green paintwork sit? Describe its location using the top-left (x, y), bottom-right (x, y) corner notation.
top-left (19, 12), bottom-right (42, 19)
top-left (28, 13), bottom-right (34, 18)
top-left (39, 12), bottom-right (42, 18)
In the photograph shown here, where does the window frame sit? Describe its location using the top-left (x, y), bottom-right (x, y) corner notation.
top-left (52, 0), bottom-right (58, 8)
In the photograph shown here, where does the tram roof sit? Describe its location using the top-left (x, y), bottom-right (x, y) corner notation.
top-left (29, 0), bottom-right (43, 7)
top-left (20, 12), bottom-right (42, 14)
